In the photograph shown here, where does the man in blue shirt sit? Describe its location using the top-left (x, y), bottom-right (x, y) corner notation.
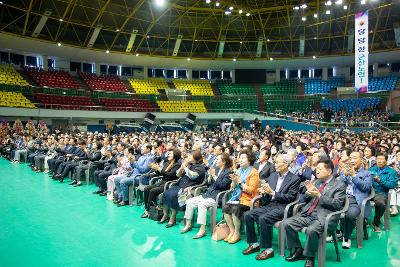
top-left (370, 153), bottom-right (398, 232)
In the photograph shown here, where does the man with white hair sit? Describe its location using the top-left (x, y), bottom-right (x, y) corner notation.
top-left (287, 149), bottom-right (302, 176)
top-left (242, 154), bottom-right (301, 260)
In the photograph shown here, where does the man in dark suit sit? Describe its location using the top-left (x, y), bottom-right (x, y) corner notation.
top-left (242, 154), bottom-right (300, 260)
top-left (283, 159), bottom-right (346, 267)
top-left (254, 147), bottom-right (275, 181)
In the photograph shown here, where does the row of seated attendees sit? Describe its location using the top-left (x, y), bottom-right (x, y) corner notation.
top-left (99, 98), bottom-right (157, 112)
top-left (0, 91), bottom-right (35, 108)
top-left (33, 93), bottom-right (98, 110)
top-left (157, 100), bottom-right (207, 112)
top-left (173, 79), bottom-right (214, 96)
top-left (321, 97), bottom-right (381, 114)
top-left (2, 125), bottom-right (400, 267)
top-left (304, 78), bottom-right (345, 94)
top-left (79, 72), bottom-right (128, 92)
top-left (289, 110), bottom-right (391, 124)
top-left (24, 66), bottom-right (80, 89)
top-left (128, 78), bottom-right (167, 95)
top-left (0, 64), bottom-right (29, 86)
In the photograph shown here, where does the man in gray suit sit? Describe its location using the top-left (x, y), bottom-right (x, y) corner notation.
top-left (283, 159), bottom-right (346, 267)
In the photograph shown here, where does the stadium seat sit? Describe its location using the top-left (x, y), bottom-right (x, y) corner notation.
top-left (25, 67), bottom-right (80, 89)
top-left (172, 80), bottom-right (214, 96)
top-left (34, 93), bottom-right (98, 110)
top-left (321, 97), bottom-right (381, 114)
top-left (157, 101), bottom-right (207, 112)
top-left (128, 78), bottom-right (167, 95)
top-left (0, 65), bottom-right (29, 87)
top-left (99, 98), bottom-right (157, 112)
top-left (261, 80), bottom-right (297, 95)
top-left (304, 77), bottom-right (345, 94)
top-left (218, 84), bottom-right (255, 95)
top-left (0, 91), bottom-right (36, 108)
top-left (79, 72), bottom-right (128, 92)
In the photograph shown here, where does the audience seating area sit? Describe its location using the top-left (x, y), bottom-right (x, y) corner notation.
top-left (25, 67), bottom-right (80, 89)
top-left (128, 78), bottom-right (167, 95)
top-left (173, 80), bottom-right (214, 96)
top-left (321, 97), bottom-right (381, 113)
top-left (99, 98), bottom-right (156, 112)
top-left (264, 99), bottom-right (314, 113)
top-left (218, 84), bottom-right (255, 95)
top-left (305, 77), bottom-right (344, 94)
top-left (79, 72), bottom-right (128, 92)
top-left (209, 99), bottom-right (258, 112)
top-left (42, 88), bottom-right (87, 96)
top-left (157, 101), bottom-right (207, 112)
top-left (367, 76), bottom-right (398, 91)
top-left (261, 80), bottom-right (297, 95)
top-left (0, 91), bottom-right (35, 108)
top-left (0, 65), bottom-right (29, 87)
top-left (92, 91), bottom-right (132, 99)
top-left (34, 93), bottom-right (97, 110)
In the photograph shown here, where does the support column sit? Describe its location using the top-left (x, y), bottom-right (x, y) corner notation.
top-left (231, 70), bottom-right (235, 83)
top-left (373, 63), bottom-right (378, 77)
top-left (188, 69), bottom-right (193, 81)
top-left (43, 55), bottom-right (48, 70)
top-left (143, 66), bottom-right (148, 79)
top-left (95, 62), bottom-right (101, 75)
top-left (275, 69), bottom-right (280, 82)
top-left (322, 66), bottom-right (328, 80)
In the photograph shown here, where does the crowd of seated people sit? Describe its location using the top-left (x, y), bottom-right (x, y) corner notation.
top-left (1, 121), bottom-right (400, 267)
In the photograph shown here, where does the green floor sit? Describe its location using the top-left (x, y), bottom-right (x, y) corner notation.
top-left (1, 157), bottom-right (400, 267)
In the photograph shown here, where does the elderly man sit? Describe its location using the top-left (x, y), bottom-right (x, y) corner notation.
top-left (283, 159), bottom-right (346, 267)
top-left (114, 143), bottom-right (154, 207)
top-left (242, 154), bottom-right (300, 260)
top-left (287, 149), bottom-right (302, 176)
top-left (340, 151), bottom-right (372, 249)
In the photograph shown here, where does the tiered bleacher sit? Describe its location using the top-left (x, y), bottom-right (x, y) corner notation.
top-left (92, 91), bottom-right (132, 99)
top-left (0, 65), bottom-right (29, 87)
top-left (34, 93), bottom-right (97, 110)
top-left (264, 100), bottom-right (314, 113)
top-left (25, 67), bottom-right (80, 89)
top-left (218, 84), bottom-right (255, 95)
top-left (172, 80), bottom-right (214, 96)
top-left (79, 72), bottom-right (128, 92)
top-left (128, 78), bottom-right (167, 94)
top-left (304, 77), bottom-right (344, 94)
top-left (209, 98), bottom-right (258, 112)
top-left (157, 101), bottom-right (207, 112)
top-left (321, 97), bottom-right (381, 113)
top-left (99, 98), bottom-right (156, 112)
top-left (260, 80), bottom-right (297, 95)
top-left (367, 76), bottom-right (398, 91)
top-left (0, 91), bottom-right (35, 108)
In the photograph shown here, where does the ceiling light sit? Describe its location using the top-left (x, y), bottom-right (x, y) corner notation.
top-left (59, 18), bottom-right (63, 22)
top-left (0, 1), bottom-right (3, 4)
top-left (216, 2), bottom-right (220, 7)
top-left (147, 35), bottom-right (150, 38)
top-left (326, 1), bottom-right (332, 6)
top-left (115, 29), bottom-right (120, 32)
top-left (267, 39), bottom-right (270, 42)
top-left (136, 53), bottom-right (139, 56)
top-left (187, 58), bottom-right (191, 61)
top-left (302, 17), bottom-right (306, 21)
top-left (155, 0), bottom-right (165, 7)
top-left (344, 5), bottom-right (348, 9)
top-left (240, 41), bottom-right (243, 44)
top-left (293, 6), bottom-right (300, 10)
top-left (225, 10), bottom-right (231, 15)
top-left (233, 58), bottom-right (236, 61)
top-left (239, 9), bottom-right (243, 14)
top-left (335, 0), bottom-right (343, 5)
top-left (195, 39), bottom-right (198, 42)
top-left (301, 4), bottom-right (307, 9)
top-left (326, 10), bottom-right (331, 14)
top-left (361, 0), bottom-right (366, 4)
top-left (246, 12), bottom-right (250, 16)
top-left (106, 50), bottom-right (110, 53)
top-left (314, 36), bottom-right (317, 39)
top-left (313, 56), bottom-right (316, 59)
top-left (313, 13), bottom-right (318, 18)
top-left (205, 0), bottom-right (211, 3)
top-left (229, 6), bottom-right (234, 10)
top-left (57, 42), bottom-right (61, 47)
top-left (269, 57), bottom-right (273, 61)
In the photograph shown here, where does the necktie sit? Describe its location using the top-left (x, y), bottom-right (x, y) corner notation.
top-left (307, 182), bottom-right (327, 214)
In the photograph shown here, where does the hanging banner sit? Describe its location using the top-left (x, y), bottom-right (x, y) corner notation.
top-left (355, 11), bottom-right (369, 93)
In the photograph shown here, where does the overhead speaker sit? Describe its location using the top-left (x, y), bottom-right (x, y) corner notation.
top-left (185, 113), bottom-right (196, 125)
top-left (144, 113), bottom-right (156, 125)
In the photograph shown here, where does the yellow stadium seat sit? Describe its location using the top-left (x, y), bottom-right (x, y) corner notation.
top-left (156, 101), bottom-right (207, 113)
top-left (128, 78), bottom-right (168, 95)
top-left (172, 79), bottom-right (214, 96)
top-left (0, 91), bottom-right (36, 108)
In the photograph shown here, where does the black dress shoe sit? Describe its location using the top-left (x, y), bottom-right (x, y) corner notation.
top-left (59, 176), bottom-right (65, 183)
top-left (93, 190), bottom-right (103, 194)
top-left (165, 222), bottom-right (176, 228)
top-left (158, 218), bottom-right (168, 224)
top-left (304, 258), bottom-right (315, 267)
top-left (285, 248), bottom-right (306, 262)
top-left (242, 245), bottom-right (261, 255)
top-left (69, 181), bottom-right (77, 185)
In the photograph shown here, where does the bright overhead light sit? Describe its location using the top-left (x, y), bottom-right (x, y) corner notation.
top-left (301, 4), bottom-right (308, 9)
top-left (106, 50), bottom-right (110, 53)
top-left (361, 0), bottom-right (366, 4)
top-left (115, 29), bottom-right (120, 32)
top-left (293, 6), bottom-right (300, 10)
top-left (246, 12), bottom-right (250, 16)
top-left (233, 58), bottom-right (237, 61)
top-left (187, 58), bottom-right (191, 61)
top-left (229, 6), bottom-right (234, 10)
top-left (302, 17), bottom-right (306, 21)
top-left (314, 36), bottom-right (317, 39)
top-left (59, 18), bottom-right (63, 22)
top-left (335, 0), bottom-right (343, 5)
top-left (269, 57), bottom-right (274, 61)
top-left (216, 2), bottom-right (220, 7)
top-left (313, 13), bottom-right (318, 18)
top-left (239, 9), bottom-right (243, 14)
top-left (205, 0), bottom-right (211, 3)
top-left (326, 10), bottom-right (331, 14)
top-left (0, 1), bottom-right (3, 4)
top-left (267, 39), bottom-right (270, 42)
top-left (57, 42), bottom-right (62, 47)
top-left (225, 10), bottom-right (231, 15)
top-left (136, 53), bottom-right (139, 56)
top-left (195, 39), bottom-right (198, 42)
top-left (313, 55), bottom-right (316, 59)
top-left (325, 0), bottom-right (332, 6)
top-left (147, 35), bottom-right (150, 39)
top-left (155, 0), bottom-right (165, 7)
top-left (344, 5), bottom-right (348, 9)
top-left (239, 41), bottom-right (243, 44)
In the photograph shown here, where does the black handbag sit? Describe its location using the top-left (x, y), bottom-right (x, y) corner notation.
top-left (148, 206), bottom-right (163, 221)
